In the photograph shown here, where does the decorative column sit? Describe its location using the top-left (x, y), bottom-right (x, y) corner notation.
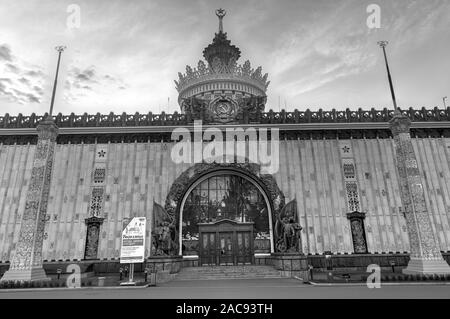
top-left (390, 110), bottom-right (450, 274)
top-left (1, 117), bottom-right (58, 281)
top-left (83, 144), bottom-right (108, 260)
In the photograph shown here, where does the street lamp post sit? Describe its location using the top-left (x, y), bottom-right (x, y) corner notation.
top-left (49, 45), bottom-right (66, 117)
top-left (377, 41), bottom-right (398, 112)
top-left (379, 41), bottom-right (450, 275)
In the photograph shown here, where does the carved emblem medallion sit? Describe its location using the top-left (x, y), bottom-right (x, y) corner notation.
top-left (209, 96), bottom-right (237, 123)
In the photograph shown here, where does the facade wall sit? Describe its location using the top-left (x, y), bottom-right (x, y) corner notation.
top-left (1, 137), bottom-right (450, 262)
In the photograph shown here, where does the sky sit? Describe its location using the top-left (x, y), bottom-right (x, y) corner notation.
top-left (0, 0), bottom-right (449, 116)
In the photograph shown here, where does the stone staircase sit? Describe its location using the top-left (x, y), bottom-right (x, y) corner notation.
top-left (174, 265), bottom-right (283, 281)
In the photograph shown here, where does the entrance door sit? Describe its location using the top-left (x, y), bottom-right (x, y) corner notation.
top-left (236, 231), bottom-right (252, 265)
top-left (200, 232), bottom-right (216, 266)
top-left (219, 232), bottom-right (233, 265)
top-left (198, 219), bottom-right (255, 266)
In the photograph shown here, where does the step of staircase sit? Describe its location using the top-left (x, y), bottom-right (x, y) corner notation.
top-left (175, 265), bottom-right (283, 281)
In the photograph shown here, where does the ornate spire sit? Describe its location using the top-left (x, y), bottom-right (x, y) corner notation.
top-left (216, 8), bottom-right (226, 33)
top-left (203, 9), bottom-right (240, 71)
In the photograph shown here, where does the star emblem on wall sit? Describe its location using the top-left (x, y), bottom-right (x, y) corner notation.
top-left (97, 150), bottom-right (106, 157)
top-left (342, 146), bottom-right (350, 153)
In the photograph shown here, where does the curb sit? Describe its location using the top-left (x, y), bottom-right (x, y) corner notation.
top-left (0, 284), bottom-right (152, 293)
top-left (308, 281), bottom-right (450, 287)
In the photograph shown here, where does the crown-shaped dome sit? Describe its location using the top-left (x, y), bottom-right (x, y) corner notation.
top-left (174, 9), bottom-right (269, 123)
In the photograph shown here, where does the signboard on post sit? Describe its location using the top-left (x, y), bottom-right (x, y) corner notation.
top-left (120, 217), bottom-right (146, 264)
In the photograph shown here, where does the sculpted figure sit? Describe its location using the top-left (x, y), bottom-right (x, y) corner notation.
top-left (274, 199), bottom-right (302, 253)
top-left (152, 202), bottom-right (178, 256)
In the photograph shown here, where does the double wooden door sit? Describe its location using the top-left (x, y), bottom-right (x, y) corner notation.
top-left (198, 220), bottom-right (254, 266)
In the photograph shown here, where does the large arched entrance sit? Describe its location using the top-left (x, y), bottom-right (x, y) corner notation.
top-left (162, 163), bottom-right (286, 264)
top-left (179, 171), bottom-right (273, 265)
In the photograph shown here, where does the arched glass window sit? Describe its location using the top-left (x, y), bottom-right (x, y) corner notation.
top-left (182, 174), bottom-right (269, 240)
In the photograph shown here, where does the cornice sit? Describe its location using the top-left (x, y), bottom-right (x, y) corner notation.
top-left (1, 121), bottom-right (450, 136)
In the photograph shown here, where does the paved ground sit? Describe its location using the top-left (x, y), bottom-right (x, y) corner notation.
top-left (1, 278), bottom-right (450, 299)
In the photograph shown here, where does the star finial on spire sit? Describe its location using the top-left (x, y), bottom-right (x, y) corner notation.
top-left (215, 8), bottom-right (226, 33)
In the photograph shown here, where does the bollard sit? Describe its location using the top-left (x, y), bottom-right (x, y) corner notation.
top-left (389, 260), bottom-right (396, 273)
top-left (56, 268), bottom-right (62, 280)
top-left (327, 271), bottom-right (333, 282)
top-left (149, 269), bottom-right (157, 286)
top-left (98, 277), bottom-right (105, 287)
top-left (308, 265), bottom-right (314, 281)
top-left (324, 251), bottom-right (333, 271)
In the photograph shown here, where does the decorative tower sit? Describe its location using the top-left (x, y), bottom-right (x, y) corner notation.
top-left (0, 118), bottom-right (57, 282)
top-left (1, 46), bottom-right (65, 282)
top-left (377, 40), bottom-right (450, 275)
top-left (390, 111), bottom-right (450, 274)
top-left (175, 8), bottom-right (270, 123)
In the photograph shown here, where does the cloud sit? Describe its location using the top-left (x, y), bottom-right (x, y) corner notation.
top-left (0, 78), bottom-right (12, 84)
top-left (0, 44), bottom-right (47, 105)
top-left (67, 66), bottom-right (97, 90)
top-left (11, 88), bottom-right (41, 103)
top-left (63, 65), bottom-right (128, 102)
top-left (19, 77), bottom-right (30, 85)
top-left (5, 63), bottom-right (20, 73)
top-left (26, 70), bottom-right (45, 78)
top-left (0, 44), bottom-right (12, 62)
top-left (265, 0), bottom-right (450, 104)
